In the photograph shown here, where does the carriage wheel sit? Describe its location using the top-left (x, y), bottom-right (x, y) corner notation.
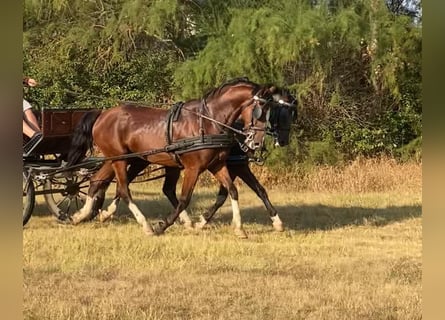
top-left (43, 172), bottom-right (90, 219)
top-left (23, 170), bottom-right (35, 226)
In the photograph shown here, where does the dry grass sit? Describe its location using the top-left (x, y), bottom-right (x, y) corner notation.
top-left (23, 159), bottom-right (422, 320)
top-left (245, 157), bottom-right (421, 193)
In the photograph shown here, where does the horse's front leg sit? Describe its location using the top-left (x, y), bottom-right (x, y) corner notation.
top-left (195, 183), bottom-right (229, 229)
top-left (197, 164), bottom-right (244, 229)
top-left (154, 167), bottom-right (200, 234)
top-left (237, 165), bottom-right (284, 232)
top-left (209, 165), bottom-right (247, 239)
top-left (71, 161), bottom-right (114, 224)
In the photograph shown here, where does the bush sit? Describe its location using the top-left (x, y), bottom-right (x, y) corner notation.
top-left (395, 136), bottom-right (422, 163)
top-left (306, 134), bottom-right (342, 166)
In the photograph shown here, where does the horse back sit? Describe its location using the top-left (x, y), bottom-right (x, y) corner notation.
top-left (91, 102), bottom-right (230, 169)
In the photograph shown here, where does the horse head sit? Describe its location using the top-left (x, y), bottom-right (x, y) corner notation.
top-left (234, 83), bottom-right (284, 151)
top-left (204, 78), bottom-right (276, 152)
top-left (268, 87), bottom-right (298, 147)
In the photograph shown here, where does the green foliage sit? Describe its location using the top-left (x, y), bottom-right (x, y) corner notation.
top-left (395, 136), bottom-right (421, 163)
top-left (263, 132), bottom-right (301, 168)
top-left (23, 0), bottom-right (421, 163)
top-left (306, 134), bottom-right (343, 166)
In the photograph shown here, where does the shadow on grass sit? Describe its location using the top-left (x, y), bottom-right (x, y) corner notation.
top-left (233, 204), bottom-right (421, 231)
top-left (30, 191), bottom-right (421, 231)
top-left (109, 203), bottom-right (421, 231)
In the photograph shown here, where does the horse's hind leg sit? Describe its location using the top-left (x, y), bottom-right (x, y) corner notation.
top-left (155, 167), bottom-right (200, 234)
top-left (163, 167), bottom-right (193, 230)
top-left (112, 160), bottom-right (154, 235)
top-left (97, 195), bottom-right (120, 223)
top-left (237, 165), bottom-right (284, 232)
top-left (210, 165), bottom-right (247, 239)
top-left (71, 161), bottom-right (114, 224)
top-left (99, 158), bottom-right (148, 223)
top-left (195, 170), bottom-right (238, 229)
top-left (195, 184), bottom-right (229, 229)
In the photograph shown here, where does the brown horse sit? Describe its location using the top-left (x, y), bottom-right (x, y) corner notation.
top-left (67, 78), bottom-right (278, 237)
top-left (92, 87), bottom-right (297, 233)
top-left (183, 88), bottom-right (298, 230)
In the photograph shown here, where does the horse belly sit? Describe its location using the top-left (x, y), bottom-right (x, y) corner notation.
top-left (145, 153), bottom-right (179, 167)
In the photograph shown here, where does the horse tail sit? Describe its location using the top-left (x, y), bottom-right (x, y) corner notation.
top-left (66, 109), bottom-right (102, 167)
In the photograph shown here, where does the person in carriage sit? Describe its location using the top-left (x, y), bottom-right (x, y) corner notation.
top-left (23, 76), bottom-right (43, 153)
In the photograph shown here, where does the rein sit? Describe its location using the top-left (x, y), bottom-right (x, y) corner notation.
top-left (180, 94), bottom-right (271, 136)
top-left (180, 104), bottom-right (247, 136)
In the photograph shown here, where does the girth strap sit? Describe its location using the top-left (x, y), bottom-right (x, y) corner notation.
top-left (165, 102), bottom-right (184, 167)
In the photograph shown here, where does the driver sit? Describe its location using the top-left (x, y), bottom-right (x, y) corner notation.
top-left (23, 77), bottom-right (43, 152)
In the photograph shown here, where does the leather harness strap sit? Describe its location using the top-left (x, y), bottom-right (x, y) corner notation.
top-left (165, 102), bottom-right (184, 168)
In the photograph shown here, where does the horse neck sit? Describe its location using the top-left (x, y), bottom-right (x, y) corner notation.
top-left (206, 86), bottom-right (254, 126)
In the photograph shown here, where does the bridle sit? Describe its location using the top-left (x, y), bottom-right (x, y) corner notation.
top-left (237, 92), bottom-right (276, 152)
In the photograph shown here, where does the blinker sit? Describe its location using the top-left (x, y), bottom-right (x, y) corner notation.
top-left (252, 105), bottom-right (263, 119)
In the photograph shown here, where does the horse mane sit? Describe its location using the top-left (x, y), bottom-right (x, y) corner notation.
top-left (203, 77), bottom-right (260, 100)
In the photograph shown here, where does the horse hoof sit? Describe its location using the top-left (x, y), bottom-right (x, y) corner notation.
top-left (152, 221), bottom-right (166, 235)
top-left (195, 216), bottom-right (207, 230)
top-left (195, 221), bottom-right (207, 230)
top-left (98, 210), bottom-right (113, 223)
top-left (183, 221), bottom-right (194, 231)
top-left (144, 226), bottom-right (156, 236)
top-left (273, 222), bottom-right (285, 232)
top-left (194, 223), bottom-right (205, 230)
top-left (271, 216), bottom-right (285, 232)
top-left (235, 228), bottom-right (248, 239)
top-left (70, 215), bottom-right (82, 225)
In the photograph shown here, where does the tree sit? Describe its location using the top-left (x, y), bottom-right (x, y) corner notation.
top-left (23, 0), bottom-right (421, 161)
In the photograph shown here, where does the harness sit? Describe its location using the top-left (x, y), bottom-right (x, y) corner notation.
top-left (165, 102), bottom-right (185, 166)
top-left (164, 100), bottom-right (237, 167)
top-left (162, 90), bottom-right (287, 167)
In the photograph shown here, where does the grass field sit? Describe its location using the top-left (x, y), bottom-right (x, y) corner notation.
top-left (23, 159), bottom-right (422, 320)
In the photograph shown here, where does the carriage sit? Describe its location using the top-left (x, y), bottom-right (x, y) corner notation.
top-left (22, 108), bottom-right (187, 226)
top-left (22, 108), bottom-right (103, 225)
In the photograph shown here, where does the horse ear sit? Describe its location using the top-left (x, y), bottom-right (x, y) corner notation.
top-left (268, 85), bottom-right (278, 94)
top-left (272, 93), bottom-right (281, 102)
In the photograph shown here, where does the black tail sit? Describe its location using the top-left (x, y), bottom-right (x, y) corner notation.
top-left (67, 110), bottom-right (102, 166)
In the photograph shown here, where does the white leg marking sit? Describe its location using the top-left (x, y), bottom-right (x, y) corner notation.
top-left (72, 196), bottom-right (94, 224)
top-left (195, 215), bottom-right (207, 230)
top-left (128, 201), bottom-right (154, 235)
top-left (231, 198), bottom-right (241, 229)
top-left (231, 198), bottom-right (247, 238)
top-left (271, 214), bottom-right (284, 232)
top-left (98, 199), bottom-right (118, 222)
top-left (179, 210), bottom-right (194, 229)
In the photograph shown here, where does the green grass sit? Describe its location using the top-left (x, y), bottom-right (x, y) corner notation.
top-left (24, 179), bottom-right (421, 320)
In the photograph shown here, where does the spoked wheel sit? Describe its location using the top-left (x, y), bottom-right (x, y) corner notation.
top-left (43, 172), bottom-right (90, 219)
top-left (23, 170), bottom-right (35, 226)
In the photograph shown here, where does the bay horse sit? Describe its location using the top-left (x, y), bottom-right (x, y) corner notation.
top-left (185, 88), bottom-right (298, 230)
top-left (93, 88), bottom-right (297, 233)
top-left (66, 78), bottom-right (278, 237)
